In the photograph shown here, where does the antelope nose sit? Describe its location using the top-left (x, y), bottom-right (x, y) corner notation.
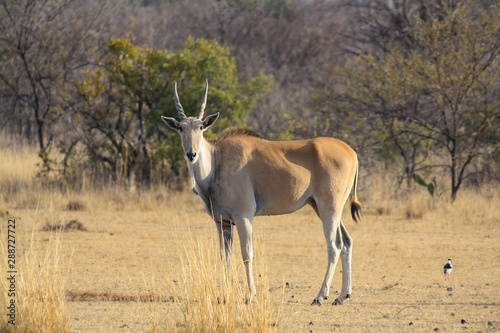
top-left (186, 152), bottom-right (197, 161)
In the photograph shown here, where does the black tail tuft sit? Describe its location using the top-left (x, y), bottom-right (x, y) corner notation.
top-left (351, 200), bottom-right (362, 223)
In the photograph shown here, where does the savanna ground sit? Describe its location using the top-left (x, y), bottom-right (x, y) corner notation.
top-left (1, 146), bottom-right (499, 332)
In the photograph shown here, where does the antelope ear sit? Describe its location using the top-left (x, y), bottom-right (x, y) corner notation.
top-left (202, 113), bottom-right (219, 131)
top-left (161, 116), bottom-right (181, 131)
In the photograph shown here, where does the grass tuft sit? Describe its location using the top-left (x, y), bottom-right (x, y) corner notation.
top-left (170, 235), bottom-right (283, 332)
top-left (66, 199), bottom-right (86, 211)
top-left (405, 193), bottom-right (426, 220)
top-left (0, 227), bottom-right (71, 332)
top-left (42, 219), bottom-right (88, 232)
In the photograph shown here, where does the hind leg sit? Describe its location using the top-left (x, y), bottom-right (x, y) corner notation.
top-left (333, 220), bottom-right (353, 305)
top-left (311, 209), bottom-right (343, 305)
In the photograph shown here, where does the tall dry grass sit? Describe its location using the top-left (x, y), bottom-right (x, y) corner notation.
top-left (1, 144), bottom-right (498, 332)
top-left (1, 144), bottom-right (284, 332)
top-left (0, 144), bottom-right (38, 211)
top-left (168, 234), bottom-right (283, 332)
top-left (0, 143), bottom-right (181, 213)
top-left (1, 144), bottom-right (71, 332)
top-left (0, 226), bottom-right (71, 332)
top-left (361, 171), bottom-right (466, 220)
top-left (0, 142), bottom-right (86, 211)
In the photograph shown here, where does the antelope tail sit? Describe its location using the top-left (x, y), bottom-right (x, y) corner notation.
top-left (350, 159), bottom-right (362, 223)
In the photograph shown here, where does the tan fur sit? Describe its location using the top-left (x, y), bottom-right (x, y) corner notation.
top-left (210, 128), bottom-right (262, 143)
top-left (212, 133), bottom-right (359, 217)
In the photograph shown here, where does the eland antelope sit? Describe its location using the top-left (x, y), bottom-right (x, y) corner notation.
top-left (162, 80), bottom-right (362, 305)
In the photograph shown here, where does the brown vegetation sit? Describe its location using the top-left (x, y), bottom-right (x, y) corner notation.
top-left (1, 141), bottom-right (499, 332)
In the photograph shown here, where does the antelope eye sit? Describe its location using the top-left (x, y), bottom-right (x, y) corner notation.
top-left (200, 125), bottom-right (204, 130)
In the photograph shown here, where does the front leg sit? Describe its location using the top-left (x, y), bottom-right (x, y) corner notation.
top-left (234, 216), bottom-right (257, 297)
top-left (215, 219), bottom-right (234, 263)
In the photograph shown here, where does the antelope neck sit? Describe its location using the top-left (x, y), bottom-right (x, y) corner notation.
top-left (190, 139), bottom-right (215, 191)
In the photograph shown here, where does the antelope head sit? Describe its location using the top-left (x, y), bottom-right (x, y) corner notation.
top-left (161, 80), bottom-right (219, 164)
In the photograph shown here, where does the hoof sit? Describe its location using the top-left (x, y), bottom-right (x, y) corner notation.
top-left (332, 299), bottom-right (343, 305)
top-left (333, 294), bottom-right (351, 305)
top-left (311, 298), bottom-right (323, 306)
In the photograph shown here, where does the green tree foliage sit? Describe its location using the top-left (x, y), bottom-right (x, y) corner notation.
top-left (72, 38), bottom-right (273, 187)
top-left (315, 2), bottom-right (500, 200)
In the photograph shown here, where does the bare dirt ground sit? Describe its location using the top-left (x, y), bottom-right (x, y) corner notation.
top-left (9, 189), bottom-right (500, 332)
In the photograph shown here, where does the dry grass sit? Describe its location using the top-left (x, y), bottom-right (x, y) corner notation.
top-left (0, 144), bottom-right (38, 212)
top-left (405, 192), bottom-right (426, 219)
top-left (1, 145), bottom-right (499, 332)
top-left (170, 235), bottom-right (283, 332)
top-left (42, 219), bottom-right (88, 232)
top-left (66, 199), bottom-right (86, 211)
top-left (0, 225), bottom-right (71, 332)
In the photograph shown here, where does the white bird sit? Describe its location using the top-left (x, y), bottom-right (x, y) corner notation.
top-left (443, 259), bottom-right (453, 280)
